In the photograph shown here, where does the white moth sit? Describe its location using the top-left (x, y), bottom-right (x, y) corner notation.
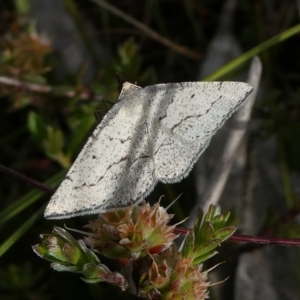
top-left (45, 81), bottom-right (253, 219)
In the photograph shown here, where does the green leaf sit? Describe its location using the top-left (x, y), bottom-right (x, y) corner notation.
top-left (213, 226), bottom-right (236, 241)
top-left (193, 208), bottom-right (203, 233)
top-left (100, 242), bottom-right (130, 259)
top-left (22, 74), bottom-right (47, 84)
top-left (210, 214), bottom-right (224, 228)
top-left (194, 239), bottom-right (221, 260)
top-left (210, 214), bottom-right (229, 231)
top-left (222, 211), bottom-right (231, 223)
top-left (63, 243), bottom-right (82, 264)
top-left (32, 244), bottom-right (50, 259)
top-left (48, 245), bottom-right (66, 261)
top-left (46, 127), bottom-right (65, 154)
top-left (44, 128), bottom-right (71, 167)
top-left (203, 205), bottom-right (214, 223)
top-left (51, 263), bottom-right (79, 272)
top-left (52, 227), bottom-right (76, 244)
top-left (193, 251), bottom-right (219, 265)
top-left (181, 230), bottom-right (195, 258)
top-left (27, 111), bottom-right (48, 141)
top-left (67, 114), bottom-right (96, 156)
top-left (82, 263), bottom-right (105, 282)
top-left (78, 240), bottom-right (100, 265)
top-left (210, 204), bottom-right (221, 219)
top-left (194, 222), bottom-right (214, 247)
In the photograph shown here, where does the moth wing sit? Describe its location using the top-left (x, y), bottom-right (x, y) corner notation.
top-left (142, 82), bottom-right (253, 182)
top-left (144, 81), bottom-right (253, 142)
top-left (45, 84), bottom-right (156, 219)
top-left (150, 122), bottom-right (211, 183)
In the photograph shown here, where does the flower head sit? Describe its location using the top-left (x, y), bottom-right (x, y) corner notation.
top-left (84, 202), bottom-right (178, 263)
top-left (140, 245), bottom-right (210, 300)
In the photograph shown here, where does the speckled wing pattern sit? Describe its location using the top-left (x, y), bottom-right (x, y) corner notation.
top-left (44, 81), bottom-right (253, 219)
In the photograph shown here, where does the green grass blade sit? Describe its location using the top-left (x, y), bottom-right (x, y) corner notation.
top-left (204, 24), bottom-right (300, 81)
top-left (0, 170), bottom-right (66, 225)
top-left (0, 205), bottom-right (45, 257)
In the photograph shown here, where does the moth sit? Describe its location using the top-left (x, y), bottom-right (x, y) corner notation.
top-left (45, 81), bottom-right (253, 219)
